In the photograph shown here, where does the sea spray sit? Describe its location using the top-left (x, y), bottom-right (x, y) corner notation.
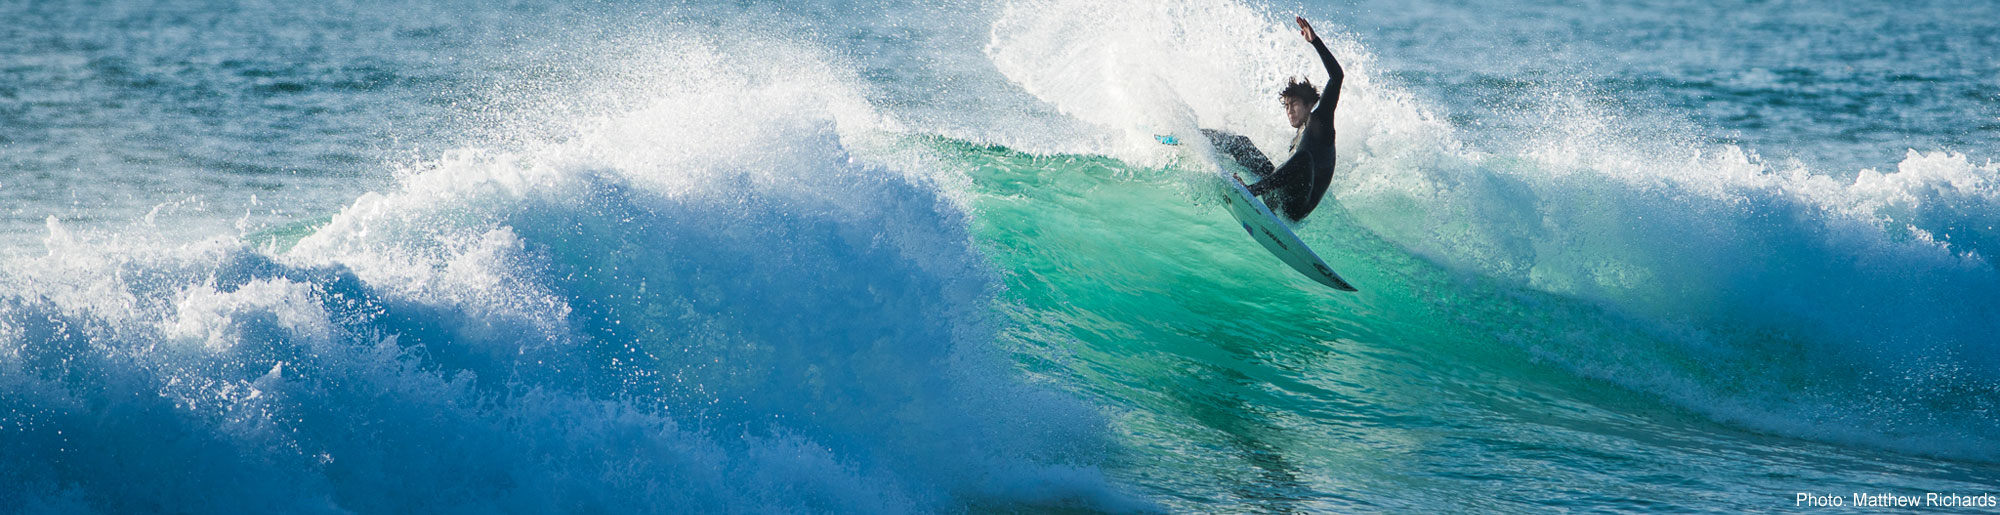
top-left (0, 36), bottom-right (1143, 513)
top-left (984, 0), bottom-right (2000, 462)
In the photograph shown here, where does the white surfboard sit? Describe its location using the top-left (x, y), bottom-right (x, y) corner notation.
top-left (1217, 174), bottom-right (1357, 291)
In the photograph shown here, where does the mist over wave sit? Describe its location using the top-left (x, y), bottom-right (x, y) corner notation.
top-left (0, 35), bottom-right (1143, 513)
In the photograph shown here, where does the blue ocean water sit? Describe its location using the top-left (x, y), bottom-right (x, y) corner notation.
top-left (3, 0), bottom-right (1997, 512)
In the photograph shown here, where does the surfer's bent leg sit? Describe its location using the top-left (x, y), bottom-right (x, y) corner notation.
top-left (1249, 162), bottom-right (1311, 220)
top-left (1205, 129), bottom-right (1277, 182)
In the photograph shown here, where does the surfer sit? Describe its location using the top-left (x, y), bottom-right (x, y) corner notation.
top-left (1242, 16), bottom-right (1343, 222)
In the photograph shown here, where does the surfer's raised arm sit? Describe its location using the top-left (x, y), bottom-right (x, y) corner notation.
top-left (1247, 16), bottom-right (1346, 220)
top-left (1297, 16), bottom-right (1343, 120)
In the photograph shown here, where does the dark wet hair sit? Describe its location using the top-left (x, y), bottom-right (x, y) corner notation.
top-left (1280, 77), bottom-right (1319, 105)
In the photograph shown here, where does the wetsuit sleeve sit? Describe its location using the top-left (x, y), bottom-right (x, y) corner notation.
top-left (1310, 36), bottom-right (1343, 123)
top-left (1249, 34), bottom-right (1344, 215)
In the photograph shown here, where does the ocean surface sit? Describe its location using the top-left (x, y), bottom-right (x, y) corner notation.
top-left (3, 0), bottom-right (1998, 512)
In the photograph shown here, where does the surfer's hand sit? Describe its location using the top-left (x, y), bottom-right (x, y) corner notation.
top-left (1296, 17), bottom-right (1317, 43)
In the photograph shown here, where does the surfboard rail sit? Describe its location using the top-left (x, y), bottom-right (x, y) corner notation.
top-left (1218, 174), bottom-right (1357, 291)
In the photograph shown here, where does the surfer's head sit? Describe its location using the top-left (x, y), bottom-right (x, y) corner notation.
top-left (1280, 78), bottom-right (1319, 128)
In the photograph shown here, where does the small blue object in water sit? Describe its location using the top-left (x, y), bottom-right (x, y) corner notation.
top-left (1155, 134), bottom-right (1179, 145)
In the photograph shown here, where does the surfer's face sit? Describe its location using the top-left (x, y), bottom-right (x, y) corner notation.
top-left (1283, 97), bottom-right (1311, 128)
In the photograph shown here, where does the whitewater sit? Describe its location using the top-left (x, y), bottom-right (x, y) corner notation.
top-left (2, 0), bottom-right (1996, 512)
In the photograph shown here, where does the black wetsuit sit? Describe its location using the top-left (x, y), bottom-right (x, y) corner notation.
top-left (1244, 35), bottom-right (1343, 222)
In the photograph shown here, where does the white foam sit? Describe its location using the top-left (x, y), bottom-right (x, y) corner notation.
top-left (0, 34), bottom-right (1146, 513)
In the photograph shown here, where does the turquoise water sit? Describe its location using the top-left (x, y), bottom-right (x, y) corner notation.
top-left (4, 0), bottom-right (1998, 512)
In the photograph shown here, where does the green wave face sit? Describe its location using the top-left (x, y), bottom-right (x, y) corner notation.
top-left (939, 138), bottom-right (2000, 512)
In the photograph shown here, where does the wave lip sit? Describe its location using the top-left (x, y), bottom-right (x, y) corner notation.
top-left (0, 37), bottom-right (1145, 513)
